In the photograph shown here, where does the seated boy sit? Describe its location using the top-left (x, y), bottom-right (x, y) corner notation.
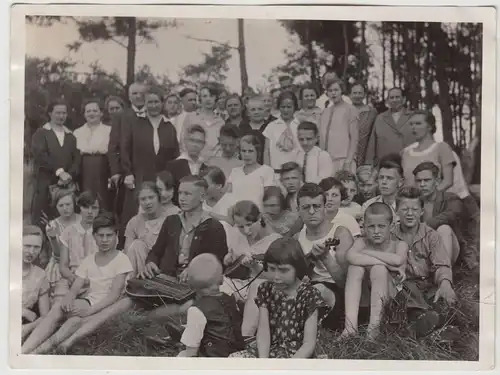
top-left (178, 253), bottom-right (245, 357)
top-left (207, 124), bottom-right (244, 179)
top-left (22, 213), bottom-right (134, 354)
top-left (295, 121), bottom-right (334, 184)
top-left (335, 170), bottom-right (363, 221)
top-left (342, 202), bottom-right (408, 340)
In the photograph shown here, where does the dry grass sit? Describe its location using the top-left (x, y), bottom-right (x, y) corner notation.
top-left (23, 163), bottom-right (479, 360)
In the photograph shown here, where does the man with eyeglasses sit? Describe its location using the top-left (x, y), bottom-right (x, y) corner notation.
top-left (391, 186), bottom-right (459, 339)
top-left (295, 183), bottom-right (356, 330)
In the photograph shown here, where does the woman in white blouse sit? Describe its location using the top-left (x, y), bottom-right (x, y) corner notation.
top-left (226, 134), bottom-right (277, 209)
top-left (73, 99), bottom-right (112, 210)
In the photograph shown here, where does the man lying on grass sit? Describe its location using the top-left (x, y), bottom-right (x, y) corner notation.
top-left (22, 213), bottom-right (134, 354)
top-left (392, 186), bottom-right (457, 337)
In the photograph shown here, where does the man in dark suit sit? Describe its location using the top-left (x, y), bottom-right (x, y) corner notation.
top-left (166, 124), bottom-right (208, 205)
top-left (140, 175), bottom-right (228, 322)
top-left (365, 87), bottom-right (415, 164)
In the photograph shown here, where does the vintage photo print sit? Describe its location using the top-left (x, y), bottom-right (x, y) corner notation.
top-left (9, 2), bottom-right (496, 371)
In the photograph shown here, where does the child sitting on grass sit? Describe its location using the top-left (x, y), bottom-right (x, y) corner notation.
top-left (22, 225), bottom-right (50, 340)
top-left (22, 212), bottom-right (134, 354)
top-left (341, 202), bottom-right (408, 340)
top-left (230, 237), bottom-right (325, 358)
top-left (178, 253), bottom-right (245, 357)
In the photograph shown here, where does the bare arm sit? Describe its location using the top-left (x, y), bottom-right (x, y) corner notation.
top-left (38, 293), bottom-right (50, 316)
top-left (59, 243), bottom-right (76, 283)
top-left (333, 226), bottom-right (354, 270)
top-left (437, 163), bottom-right (454, 192)
top-left (292, 309), bottom-right (318, 358)
top-left (361, 241), bottom-right (408, 267)
top-left (177, 347), bottom-right (199, 357)
top-left (345, 239), bottom-right (386, 267)
top-left (256, 307), bottom-right (271, 358)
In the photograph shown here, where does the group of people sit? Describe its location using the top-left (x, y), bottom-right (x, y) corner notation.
top-left (22, 70), bottom-right (480, 358)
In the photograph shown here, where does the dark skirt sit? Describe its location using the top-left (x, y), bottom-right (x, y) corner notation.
top-left (80, 154), bottom-right (110, 210)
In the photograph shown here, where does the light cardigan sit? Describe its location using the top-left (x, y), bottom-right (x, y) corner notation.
top-left (73, 123), bottom-right (111, 154)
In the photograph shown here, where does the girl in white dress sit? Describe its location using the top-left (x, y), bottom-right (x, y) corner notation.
top-left (226, 134), bottom-right (277, 208)
top-left (263, 91), bottom-right (301, 170)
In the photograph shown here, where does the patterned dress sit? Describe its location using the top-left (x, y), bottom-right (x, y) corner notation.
top-left (230, 281), bottom-right (325, 358)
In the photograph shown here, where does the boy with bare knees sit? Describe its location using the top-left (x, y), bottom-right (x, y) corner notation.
top-left (342, 202), bottom-right (408, 340)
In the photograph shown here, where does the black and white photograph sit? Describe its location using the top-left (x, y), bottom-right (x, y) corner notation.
top-left (9, 3), bottom-right (495, 371)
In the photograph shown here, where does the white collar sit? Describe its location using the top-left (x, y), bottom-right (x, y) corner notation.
top-left (43, 123), bottom-right (72, 133)
top-left (178, 152), bottom-right (202, 164)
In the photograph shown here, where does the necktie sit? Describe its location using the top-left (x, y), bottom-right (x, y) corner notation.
top-left (324, 100), bottom-right (330, 109)
top-left (302, 150), bottom-right (308, 182)
top-left (153, 126), bottom-right (160, 155)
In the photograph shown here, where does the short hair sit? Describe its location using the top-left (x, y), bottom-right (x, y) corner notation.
top-left (318, 177), bottom-right (347, 201)
top-left (77, 190), bottom-right (100, 209)
top-left (136, 181), bottom-right (161, 201)
top-left (199, 86), bottom-right (219, 99)
top-left (297, 183), bottom-right (326, 205)
top-left (246, 95), bottom-right (264, 107)
top-left (187, 253), bottom-right (223, 290)
top-left (156, 170), bottom-right (175, 190)
top-left (356, 164), bottom-right (378, 181)
top-left (200, 165), bottom-right (226, 187)
top-left (51, 187), bottom-right (76, 209)
top-left (277, 90), bottom-right (298, 111)
top-left (412, 161), bottom-right (440, 179)
top-left (47, 99), bottom-right (67, 115)
top-left (410, 109), bottom-right (437, 134)
top-left (263, 186), bottom-right (287, 211)
top-left (224, 93), bottom-right (243, 108)
top-left (297, 121), bottom-right (319, 135)
top-left (179, 175), bottom-right (208, 190)
top-left (144, 86), bottom-right (165, 102)
top-left (364, 202), bottom-right (393, 224)
top-left (396, 186), bottom-right (424, 209)
top-left (104, 96), bottom-right (125, 111)
top-left (278, 161), bottom-right (301, 175)
top-left (23, 225), bottom-right (43, 238)
top-left (263, 237), bottom-right (310, 281)
top-left (179, 88), bottom-right (196, 98)
top-left (92, 211), bottom-right (117, 234)
top-left (378, 157), bottom-right (403, 178)
top-left (186, 124), bottom-right (206, 138)
top-left (335, 170), bottom-right (357, 184)
top-left (240, 133), bottom-right (262, 157)
top-left (164, 92), bottom-right (180, 102)
top-left (349, 81), bottom-right (366, 94)
top-left (388, 87), bottom-right (404, 97)
top-left (325, 77), bottom-right (346, 93)
top-left (232, 200), bottom-right (261, 223)
top-left (81, 98), bottom-right (102, 114)
top-left (270, 87), bottom-right (281, 96)
top-left (299, 84), bottom-right (319, 100)
top-left (219, 123), bottom-right (241, 139)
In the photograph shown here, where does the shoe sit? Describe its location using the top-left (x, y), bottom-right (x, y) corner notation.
top-left (164, 316), bottom-right (184, 343)
top-left (144, 325), bottom-right (172, 345)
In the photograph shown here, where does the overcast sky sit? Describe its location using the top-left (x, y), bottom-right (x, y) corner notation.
top-left (26, 18), bottom-right (294, 93)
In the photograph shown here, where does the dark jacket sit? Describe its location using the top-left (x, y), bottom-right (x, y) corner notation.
top-left (121, 115), bottom-right (179, 184)
top-left (426, 191), bottom-right (463, 233)
top-left (194, 294), bottom-right (245, 357)
top-left (165, 159), bottom-right (208, 205)
top-left (107, 108), bottom-right (139, 177)
top-left (146, 214), bottom-right (228, 277)
top-left (30, 126), bottom-right (81, 223)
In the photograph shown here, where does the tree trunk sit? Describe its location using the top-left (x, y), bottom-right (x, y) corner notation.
top-left (381, 24), bottom-right (386, 100)
top-left (306, 20), bottom-right (318, 89)
top-left (126, 17), bottom-right (137, 89)
top-left (423, 23), bottom-right (434, 111)
top-left (342, 22), bottom-right (349, 79)
top-left (360, 21), bottom-right (367, 82)
top-left (238, 19), bottom-right (248, 95)
top-left (430, 23), bottom-right (454, 147)
top-left (390, 24), bottom-right (396, 87)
